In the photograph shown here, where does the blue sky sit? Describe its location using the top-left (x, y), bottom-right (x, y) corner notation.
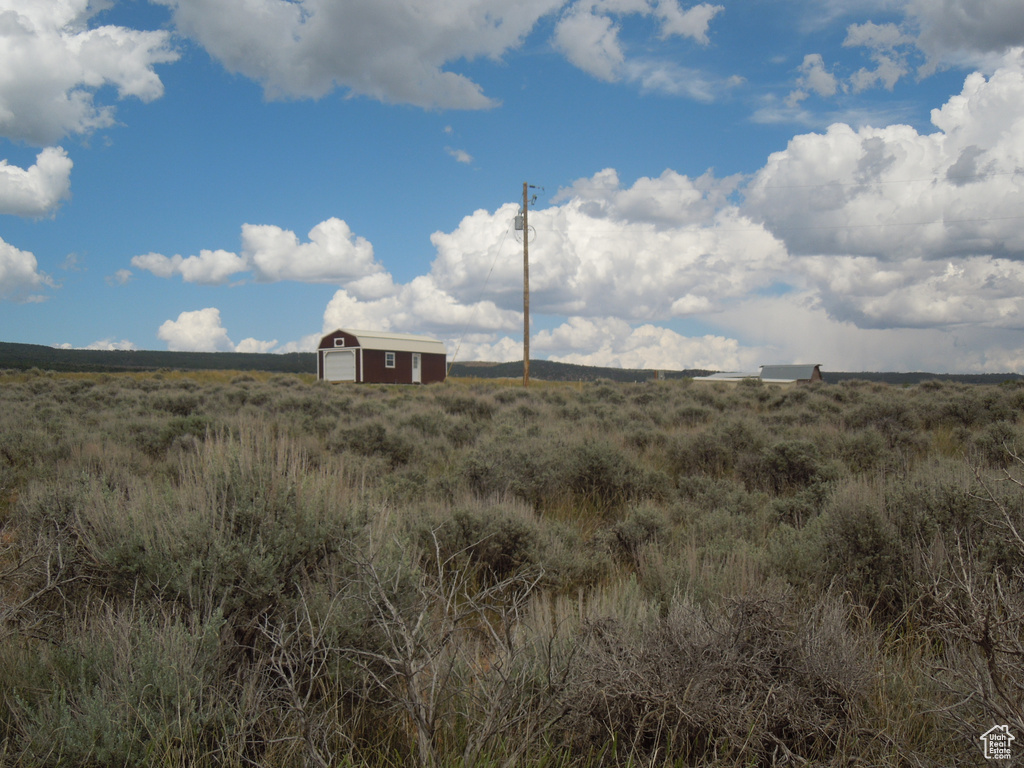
top-left (3, 0), bottom-right (1024, 372)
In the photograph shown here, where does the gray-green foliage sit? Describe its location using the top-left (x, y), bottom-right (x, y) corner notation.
top-left (0, 370), bottom-right (1022, 766)
top-left (11, 607), bottom-right (224, 767)
top-left (562, 590), bottom-right (873, 765)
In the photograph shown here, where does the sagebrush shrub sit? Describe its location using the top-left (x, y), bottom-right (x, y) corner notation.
top-left (666, 430), bottom-right (734, 479)
top-left (819, 479), bottom-right (911, 618)
top-left (8, 605), bottom-right (226, 768)
top-left (424, 501), bottom-right (541, 582)
top-left (846, 395), bottom-right (923, 452)
top-left (561, 589), bottom-right (874, 765)
top-left (328, 420), bottom-right (417, 466)
top-left (565, 440), bottom-right (667, 513)
top-left (739, 439), bottom-right (833, 495)
top-left (598, 504), bottom-right (667, 566)
top-left (1, 371), bottom-right (1019, 767)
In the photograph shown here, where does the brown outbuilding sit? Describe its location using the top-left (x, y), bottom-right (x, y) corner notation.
top-left (317, 329), bottom-right (447, 384)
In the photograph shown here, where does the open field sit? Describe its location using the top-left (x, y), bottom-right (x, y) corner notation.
top-left (6, 339), bottom-right (1024, 385)
top-left (1, 369), bottom-right (1022, 766)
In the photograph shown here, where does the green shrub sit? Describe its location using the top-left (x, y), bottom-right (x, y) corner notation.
top-left (425, 502), bottom-right (541, 582)
top-left (565, 440), bottom-right (668, 513)
top-left (561, 590), bottom-right (875, 766)
top-left (672, 403), bottom-right (713, 427)
top-left (3, 371), bottom-right (1020, 767)
top-left (922, 385), bottom-right (1012, 430)
top-left (462, 427), bottom-right (568, 509)
top-left (971, 420), bottom-right (1021, 467)
top-left (151, 391), bottom-right (202, 416)
top-left (598, 504), bottom-right (667, 566)
top-left (770, 482), bottom-right (829, 527)
top-left (765, 517), bottom-right (827, 590)
top-left (7, 606), bottom-right (226, 768)
top-left (739, 439), bottom-right (833, 495)
top-left (434, 392), bottom-right (496, 421)
top-left (840, 428), bottom-right (890, 473)
top-left (666, 430), bottom-right (734, 479)
top-left (846, 396), bottom-right (923, 452)
top-left (818, 480), bottom-right (910, 618)
top-left (329, 420), bottom-right (417, 466)
top-left (127, 414), bottom-right (212, 458)
top-left (16, 430), bottom-right (357, 631)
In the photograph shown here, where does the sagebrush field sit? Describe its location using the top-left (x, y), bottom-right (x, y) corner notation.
top-left (0, 369), bottom-right (1021, 767)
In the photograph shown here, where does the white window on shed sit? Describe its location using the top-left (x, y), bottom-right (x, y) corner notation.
top-left (385, 351), bottom-right (396, 368)
top-left (333, 337), bottom-right (345, 347)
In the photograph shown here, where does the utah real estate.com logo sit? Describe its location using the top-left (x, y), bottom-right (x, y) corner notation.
top-left (980, 725), bottom-right (1015, 760)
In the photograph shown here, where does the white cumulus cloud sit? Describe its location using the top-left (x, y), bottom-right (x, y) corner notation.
top-left (430, 168), bottom-right (786, 322)
top-left (107, 269), bottom-right (133, 286)
top-left (154, 0), bottom-right (563, 108)
top-left (132, 217), bottom-right (385, 285)
top-left (553, 0), bottom-right (724, 92)
top-left (0, 0), bottom-right (178, 144)
top-left (133, 50), bottom-right (1024, 374)
top-left (656, 1), bottom-right (722, 44)
top-left (446, 147), bottom-right (473, 164)
top-left (413, 53), bottom-right (1024, 371)
top-left (243, 218), bottom-right (381, 283)
top-left (235, 337), bottom-right (279, 353)
top-left (158, 308), bottom-right (236, 352)
top-left (540, 317), bottom-right (743, 370)
top-left (0, 235), bottom-right (51, 300)
top-left (780, 2), bottom-right (1024, 103)
top-left (554, 6), bottom-right (624, 81)
top-left (450, 318), bottom-right (745, 370)
top-left (131, 249), bottom-right (248, 285)
top-left (157, 308), bottom-right (280, 353)
top-left (56, 338), bottom-right (138, 351)
top-left (734, 50), bottom-right (1024, 343)
top-left (0, 147), bottom-right (72, 216)
top-left (144, 0), bottom-right (731, 107)
top-left (786, 53), bottom-right (839, 106)
top-left (800, 255), bottom-right (1024, 330)
top-left (322, 277), bottom-right (520, 339)
top-left (909, 0), bottom-right (1024, 73)
top-left (746, 52), bottom-right (1024, 266)
top-left (307, 166), bottom-right (784, 371)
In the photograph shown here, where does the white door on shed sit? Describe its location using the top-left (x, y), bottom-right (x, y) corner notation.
top-left (324, 350), bottom-right (356, 381)
top-left (412, 353), bottom-right (422, 383)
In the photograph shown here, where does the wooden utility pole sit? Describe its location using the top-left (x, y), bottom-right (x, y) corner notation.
top-left (523, 181), bottom-right (530, 387)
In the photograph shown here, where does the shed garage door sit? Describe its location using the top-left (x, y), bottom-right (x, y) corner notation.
top-left (323, 350), bottom-right (356, 382)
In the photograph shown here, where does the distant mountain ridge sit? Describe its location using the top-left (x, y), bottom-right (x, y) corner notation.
top-left (0, 341), bottom-right (314, 374)
top-left (1, 340), bottom-right (1022, 384)
top-left (447, 360), bottom-right (712, 382)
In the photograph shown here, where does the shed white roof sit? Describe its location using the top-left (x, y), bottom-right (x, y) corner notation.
top-left (333, 329), bottom-right (447, 355)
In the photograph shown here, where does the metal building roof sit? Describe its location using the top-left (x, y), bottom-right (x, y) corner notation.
top-left (758, 364), bottom-right (821, 381)
top-left (333, 329), bottom-right (447, 356)
top-left (693, 364), bottom-right (822, 384)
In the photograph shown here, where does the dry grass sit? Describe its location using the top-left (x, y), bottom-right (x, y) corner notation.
top-left (0, 370), bottom-right (1021, 766)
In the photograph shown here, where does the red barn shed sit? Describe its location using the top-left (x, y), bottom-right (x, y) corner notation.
top-left (317, 329), bottom-right (447, 384)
